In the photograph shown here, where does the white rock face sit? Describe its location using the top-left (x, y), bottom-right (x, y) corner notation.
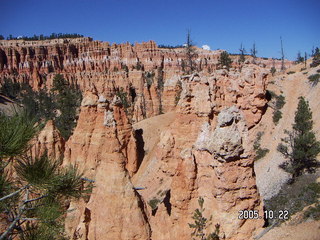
top-left (195, 105), bottom-right (247, 162)
top-left (81, 92), bottom-right (98, 107)
top-left (217, 105), bottom-right (241, 127)
top-left (104, 110), bottom-right (116, 127)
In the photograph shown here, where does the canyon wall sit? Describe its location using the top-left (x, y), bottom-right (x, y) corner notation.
top-left (0, 38), bottom-right (284, 239)
top-left (0, 38), bottom-right (291, 121)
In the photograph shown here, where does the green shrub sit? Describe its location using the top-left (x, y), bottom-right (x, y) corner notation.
top-left (116, 87), bottom-right (130, 110)
top-left (218, 51), bottom-right (232, 70)
top-left (304, 203), bottom-right (320, 220)
top-left (148, 198), bottom-right (161, 210)
top-left (308, 74), bottom-right (320, 86)
top-left (144, 71), bottom-right (155, 89)
top-left (270, 94), bottom-right (285, 125)
top-left (1, 75), bottom-right (82, 140)
top-left (253, 132), bottom-right (269, 161)
top-left (134, 61), bottom-right (143, 71)
top-left (275, 95), bottom-right (285, 109)
top-left (0, 78), bottom-right (22, 99)
top-left (270, 67), bottom-right (276, 76)
top-left (255, 148), bottom-right (270, 161)
top-left (310, 47), bottom-right (320, 68)
top-left (265, 176), bottom-right (320, 225)
top-left (52, 74), bottom-right (82, 140)
top-left (121, 64), bottom-right (129, 73)
top-left (189, 197), bottom-right (220, 240)
top-left (273, 110), bottom-right (282, 124)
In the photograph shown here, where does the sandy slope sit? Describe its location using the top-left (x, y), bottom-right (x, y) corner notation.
top-left (253, 62), bottom-right (320, 240)
top-left (254, 62), bottom-right (320, 200)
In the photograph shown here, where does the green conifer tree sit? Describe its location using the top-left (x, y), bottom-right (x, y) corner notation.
top-left (52, 74), bottom-right (82, 140)
top-left (296, 51), bottom-right (304, 63)
top-left (0, 111), bottom-right (90, 239)
top-left (218, 51), bottom-right (232, 70)
top-left (189, 197), bottom-right (220, 240)
top-left (184, 30), bottom-right (197, 73)
top-left (278, 97), bottom-right (320, 181)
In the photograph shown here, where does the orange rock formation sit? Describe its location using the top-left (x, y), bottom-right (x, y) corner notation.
top-left (0, 38), bottom-right (289, 239)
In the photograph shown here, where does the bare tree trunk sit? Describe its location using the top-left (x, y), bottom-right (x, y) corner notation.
top-left (280, 37), bottom-right (285, 71)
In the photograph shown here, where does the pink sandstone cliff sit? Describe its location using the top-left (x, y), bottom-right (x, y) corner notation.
top-left (0, 38), bottom-right (287, 239)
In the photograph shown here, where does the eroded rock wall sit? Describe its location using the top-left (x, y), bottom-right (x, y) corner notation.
top-left (130, 67), bottom-right (266, 239)
top-left (0, 38), bottom-right (281, 239)
top-left (63, 92), bottom-right (150, 240)
top-left (0, 38), bottom-right (289, 122)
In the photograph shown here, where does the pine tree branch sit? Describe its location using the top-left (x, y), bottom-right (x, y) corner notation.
top-left (20, 218), bottom-right (40, 221)
top-left (0, 185), bottom-right (28, 202)
top-left (23, 194), bottom-right (47, 204)
top-left (0, 211), bottom-right (22, 240)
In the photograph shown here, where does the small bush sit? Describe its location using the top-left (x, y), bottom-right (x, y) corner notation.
top-left (308, 74), bottom-right (320, 86)
top-left (255, 148), bottom-right (270, 161)
top-left (273, 110), bottom-right (282, 124)
top-left (144, 71), bottom-right (155, 89)
top-left (134, 61), bottom-right (143, 71)
top-left (148, 198), bottom-right (161, 210)
top-left (218, 51), bottom-right (232, 70)
top-left (270, 67), bottom-right (276, 76)
top-left (0, 78), bottom-right (22, 99)
top-left (275, 95), bottom-right (285, 109)
top-left (310, 47), bottom-right (320, 68)
top-left (270, 94), bottom-right (285, 125)
top-left (116, 88), bottom-right (130, 109)
top-left (253, 132), bottom-right (269, 161)
top-left (121, 64), bottom-right (129, 72)
top-left (189, 197), bottom-right (220, 240)
top-left (304, 203), bottom-right (320, 220)
top-left (265, 176), bottom-right (320, 225)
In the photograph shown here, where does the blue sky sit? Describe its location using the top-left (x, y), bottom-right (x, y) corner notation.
top-left (1, 0), bottom-right (319, 60)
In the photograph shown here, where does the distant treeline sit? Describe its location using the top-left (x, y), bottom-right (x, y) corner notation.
top-left (158, 44), bottom-right (184, 49)
top-left (0, 33), bottom-right (84, 41)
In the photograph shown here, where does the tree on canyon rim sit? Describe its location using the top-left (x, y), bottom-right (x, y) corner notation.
top-left (51, 74), bottom-right (82, 140)
top-left (239, 43), bottom-right (246, 63)
top-left (0, 111), bottom-right (89, 239)
top-left (184, 30), bottom-right (197, 73)
top-left (277, 97), bottom-right (320, 182)
top-left (218, 51), bottom-right (232, 70)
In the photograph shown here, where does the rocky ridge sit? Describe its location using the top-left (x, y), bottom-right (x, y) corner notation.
top-left (0, 38), bottom-right (292, 121)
